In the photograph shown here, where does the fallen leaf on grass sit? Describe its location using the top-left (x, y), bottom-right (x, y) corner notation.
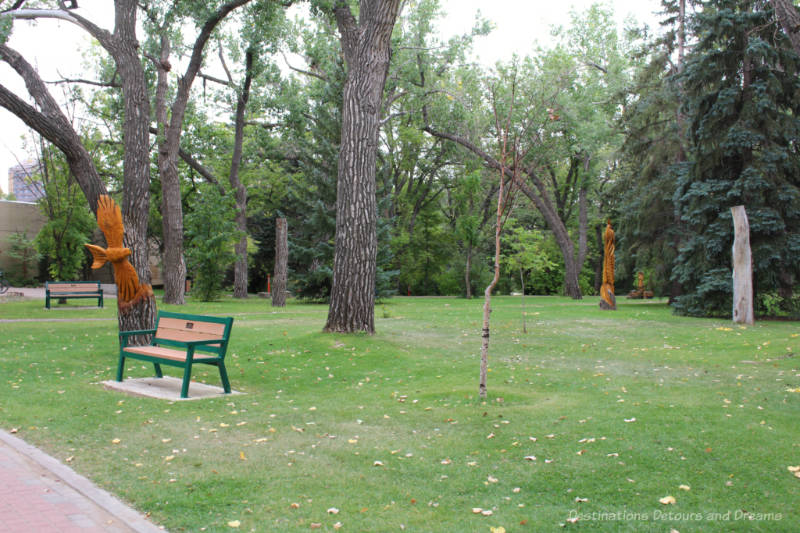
top-left (373, 460), bottom-right (384, 466)
top-left (472, 508), bottom-right (483, 514)
top-left (9, 428), bottom-right (18, 434)
top-left (624, 418), bottom-right (636, 423)
top-left (788, 466), bottom-right (800, 478)
top-left (327, 507), bottom-right (339, 514)
top-left (239, 452), bottom-right (247, 461)
top-left (524, 455), bottom-right (537, 461)
top-left (481, 510), bottom-right (493, 516)
top-left (310, 523), bottom-right (322, 529)
top-left (487, 475), bottom-right (498, 483)
top-left (574, 497), bottom-right (588, 503)
top-left (659, 496), bottom-right (676, 505)
top-left (290, 503), bottom-right (300, 509)
top-left (490, 527), bottom-right (506, 533)
top-left (333, 522), bottom-right (342, 530)
top-left (227, 520), bottom-right (241, 528)
top-left (679, 484), bottom-right (691, 491)
top-left (112, 438), bottom-right (121, 444)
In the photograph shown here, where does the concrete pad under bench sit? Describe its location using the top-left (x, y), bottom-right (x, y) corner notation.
top-left (101, 376), bottom-right (242, 400)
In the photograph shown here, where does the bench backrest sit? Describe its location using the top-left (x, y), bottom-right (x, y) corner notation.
top-left (153, 311), bottom-right (234, 357)
top-left (46, 281), bottom-right (102, 293)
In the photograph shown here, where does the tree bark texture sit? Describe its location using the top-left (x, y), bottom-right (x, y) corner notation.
top-left (422, 126), bottom-right (583, 299)
top-left (479, 163), bottom-right (506, 399)
top-left (771, 0), bottom-right (800, 54)
top-left (731, 206), bottom-right (754, 325)
top-left (272, 218), bottom-right (288, 307)
top-left (229, 48), bottom-right (254, 299)
top-left (324, 0), bottom-right (402, 333)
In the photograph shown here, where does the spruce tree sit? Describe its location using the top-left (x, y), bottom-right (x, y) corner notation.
top-left (673, 0), bottom-right (800, 316)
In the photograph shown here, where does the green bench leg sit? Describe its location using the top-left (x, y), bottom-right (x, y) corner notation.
top-left (218, 362), bottom-right (231, 394)
top-left (116, 354), bottom-right (126, 381)
top-left (45, 294), bottom-right (51, 309)
top-left (180, 362), bottom-right (193, 399)
top-left (153, 363), bottom-right (163, 378)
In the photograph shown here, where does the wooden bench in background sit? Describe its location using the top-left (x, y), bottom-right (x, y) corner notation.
top-left (117, 311), bottom-right (234, 398)
top-left (45, 281), bottom-right (103, 309)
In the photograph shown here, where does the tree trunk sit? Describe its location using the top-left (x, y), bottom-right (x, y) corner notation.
top-left (480, 167), bottom-right (506, 399)
top-left (577, 184), bottom-right (588, 269)
top-left (465, 245), bottom-right (473, 299)
top-left (731, 206), bottom-right (754, 325)
top-left (0, 1), bottom-right (155, 333)
top-left (324, 0), bottom-right (402, 333)
top-left (230, 48), bottom-right (254, 299)
top-left (771, 0), bottom-right (800, 54)
top-left (157, 0), bottom-right (254, 305)
top-left (272, 218), bottom-right (288, 307)
top-left (520, 267), bottom-right (527, 334)
top-left (156, 31), bottom-right (186, 305)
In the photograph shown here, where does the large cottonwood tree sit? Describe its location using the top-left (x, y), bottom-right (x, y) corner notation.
top-left (322, 0), bottom-right (403, 333)
top-left (1, 0), bottom-right (156, 333)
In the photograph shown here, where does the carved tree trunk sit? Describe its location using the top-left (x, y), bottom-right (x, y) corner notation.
top-left (731, 206), bottom-right (754, 325)
top-left (599, 221), bottom-right (616, 310)
top-left (324, 0), bottom-right (402, 333)
top-left (0, 0), bottom-right (155, 332)
top-left (272, 218), bottom-right (288, 307)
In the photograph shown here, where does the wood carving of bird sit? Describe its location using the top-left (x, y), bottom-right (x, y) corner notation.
top-left (85, 195), bottom-right (152, 311)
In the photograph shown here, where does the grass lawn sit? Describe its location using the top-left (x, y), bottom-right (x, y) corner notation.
top-left (1, 295), bottom-right (798, 532)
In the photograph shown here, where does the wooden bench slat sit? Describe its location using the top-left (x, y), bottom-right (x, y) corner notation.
top-left (124, 345), bottom-right (217, 362)
top-left (157, 317), bottom-right (226, 336)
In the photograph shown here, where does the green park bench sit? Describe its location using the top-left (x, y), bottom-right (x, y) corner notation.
top-left (117, 311), bottom-right (234, 398)
top-left (45, 281), bottom-right (103, 309)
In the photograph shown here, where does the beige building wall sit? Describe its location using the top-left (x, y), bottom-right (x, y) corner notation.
top-left (0, 200), bottom-right (46, 274)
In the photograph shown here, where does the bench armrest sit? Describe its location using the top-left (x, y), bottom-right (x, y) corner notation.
top-left (119, 328), bottom-right (157, 347)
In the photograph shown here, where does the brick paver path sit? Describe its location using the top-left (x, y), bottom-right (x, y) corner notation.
top-left (0, 432), bottom-right (159, 533)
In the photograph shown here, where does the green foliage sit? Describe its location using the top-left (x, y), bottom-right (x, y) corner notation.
top-left (185, 186), bottom-right (240, 301)
top-left (501, 222), bottom-right (558, 289)
top-left (33, 150), bottom-right (95, 281)
top-left (4, 231), bottom-right (41, 286)
top-left (672, 0), bottom-right (800, 317)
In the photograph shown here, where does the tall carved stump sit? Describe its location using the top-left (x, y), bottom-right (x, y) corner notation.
top-left (731, 206), bottom-right (754, 324)
top-left (599, 220), bottom-right (617, 310)
top-left (272, 218), bottom-right (287, 308)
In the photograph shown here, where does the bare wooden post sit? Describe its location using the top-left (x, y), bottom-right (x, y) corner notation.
top-left (731, 206), bottom-right (754, 324)
top-left (272, 218), bottom-right (288, 308)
